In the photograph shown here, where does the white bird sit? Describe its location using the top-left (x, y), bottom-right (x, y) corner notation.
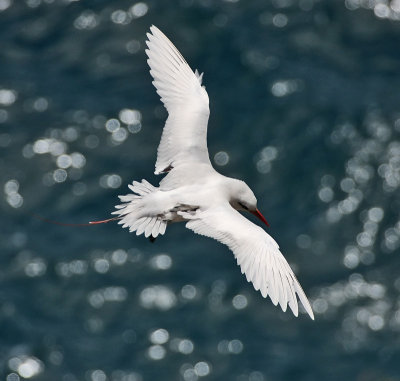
top-left (96, 26), bottom-right (314, 319)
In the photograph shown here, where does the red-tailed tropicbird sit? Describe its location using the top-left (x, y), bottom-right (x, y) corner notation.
top-left (93, 26), bottom-right (314, 320)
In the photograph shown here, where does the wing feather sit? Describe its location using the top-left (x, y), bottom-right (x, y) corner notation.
top-left (183, 205), bottom-right (314, 319)
top-left (145, 26), bottom-right (211, 174)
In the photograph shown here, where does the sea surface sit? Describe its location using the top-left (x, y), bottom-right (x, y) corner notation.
top-left (1, 0), bottom-right (400, 380)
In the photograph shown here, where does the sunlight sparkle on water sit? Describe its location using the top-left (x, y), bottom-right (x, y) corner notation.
top-left (105, 118), bottom-right (120, 133)
top-left (62, 126), bottom-right (79, 142)
top-left (214, 151), bottom-right (229, 166)
top-left (126, 39), bottom-right (141, 54)
top-left (112, 127), bottom-right (128, 144)
top-left (8, 356), bottom-right (44, 379)
top-left (180, 361), bottom-right (213, 381)
top-left (25, 258), bottom-right (47, 277)
top-left (272, 13), bottom-right (288, 27)
top-left (93, 258), bottom-right (110, 274)
top-left (178, 339), bottom-right (194, 354)
top-left (71, 152), bottom-right (86, 168)
top-left (88, 287), bottom-right (128, 308)
top-left (90, 369), bottom-right (106, 381)
top-left (217, 339), bottom-right (244, 354)
top-left (53, 168), bottom-right (67, 183)
top-left (119, 108), bottom-right (142, 124)
top-left (33, 97), bottom-right (48, 112)
top-left (181, 284), bottom-right (197, 300)
top-left (271, 80), bottom-right (302, 97)
top-left (0, 0), bottom-right (12, 12)
top-left (4, 179), bottom-right (23, 208)
top-left (345, 0), bottom-right (400, 20)
top-left (99, 174), bottom-right (122, 189)
top-left (140, 285), bottom-right (177, 310)
top-left (194, 362), bottom-right (211, 377)
top-left (130, 2), bottom-right (149, 18)
top-left (149, 328), bottom-right (169, 345)
top-left (111, 10), bottom-right (131, 25)
top-left (0, 109), bottom-right (9, 124)
top-left (169, 338), bottom-right (195, 354)
top-left (56, 154), bottom-right (72, 169)
top-left (111, 249), bottom-right (128, 265)
top-left (74, 10), bottom-right (98, 30)
top-left (6, 373), bottom-right (20, 381)
top-left (256, 146), bottom-right (278, 174)
top-left (147, 345), bottom-right (166, 360)
top-left (232, 294), bottom-right (248, 310)
top-left (0, 88), bottom-right (17, 105)
top-left (150, 254), bottom-right (172, 270)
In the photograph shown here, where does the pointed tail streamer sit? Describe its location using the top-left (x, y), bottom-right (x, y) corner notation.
top-left (32, 214), bottom-right (120, 227)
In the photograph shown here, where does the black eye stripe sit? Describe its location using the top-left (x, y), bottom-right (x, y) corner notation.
top-left (238, 202), bottom-right (248, 210)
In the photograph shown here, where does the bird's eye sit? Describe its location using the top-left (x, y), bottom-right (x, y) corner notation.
top-left (238, 201), bottom-right (248, 210)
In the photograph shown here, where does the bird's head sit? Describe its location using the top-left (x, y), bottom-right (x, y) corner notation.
top-left (231, 181), bottom-right (270, 227)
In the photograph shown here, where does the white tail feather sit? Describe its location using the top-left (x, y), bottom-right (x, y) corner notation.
top-left (113, 180), bottom-right (167, 238)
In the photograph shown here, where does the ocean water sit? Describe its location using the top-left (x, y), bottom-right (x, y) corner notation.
top-left (1, 0), bottom-right (400, 380)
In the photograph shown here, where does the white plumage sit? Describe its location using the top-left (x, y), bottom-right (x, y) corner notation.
top-left (110, 25), bottom-right (314, 319)
top-left (146, 26), bottom-right (211, 175)
top-left (182, 206), bottom-right (313, 318)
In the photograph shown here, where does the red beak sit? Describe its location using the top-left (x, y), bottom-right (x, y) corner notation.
top-left (251, 209), bottom-right (270, 227)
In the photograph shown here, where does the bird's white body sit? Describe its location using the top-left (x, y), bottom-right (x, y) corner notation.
top-left (112, 26), bottom-right (314, 320)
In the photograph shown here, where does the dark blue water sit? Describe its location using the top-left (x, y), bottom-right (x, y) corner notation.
top-left (1, 1), bottom-right (400, 380)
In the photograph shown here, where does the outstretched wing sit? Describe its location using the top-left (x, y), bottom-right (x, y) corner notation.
top-left (181, 205), bottom-right (314, 319)
top-left (145, 26), bottom-right (211, 175)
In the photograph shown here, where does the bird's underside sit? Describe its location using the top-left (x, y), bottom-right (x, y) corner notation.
top-left (111, 26), bottom-right (314, 320)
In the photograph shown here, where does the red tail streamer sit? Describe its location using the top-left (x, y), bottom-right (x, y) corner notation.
top-left (32, 214), bottom-right (120, 227)
top-left (89, 217), bottom-right (121, 225)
